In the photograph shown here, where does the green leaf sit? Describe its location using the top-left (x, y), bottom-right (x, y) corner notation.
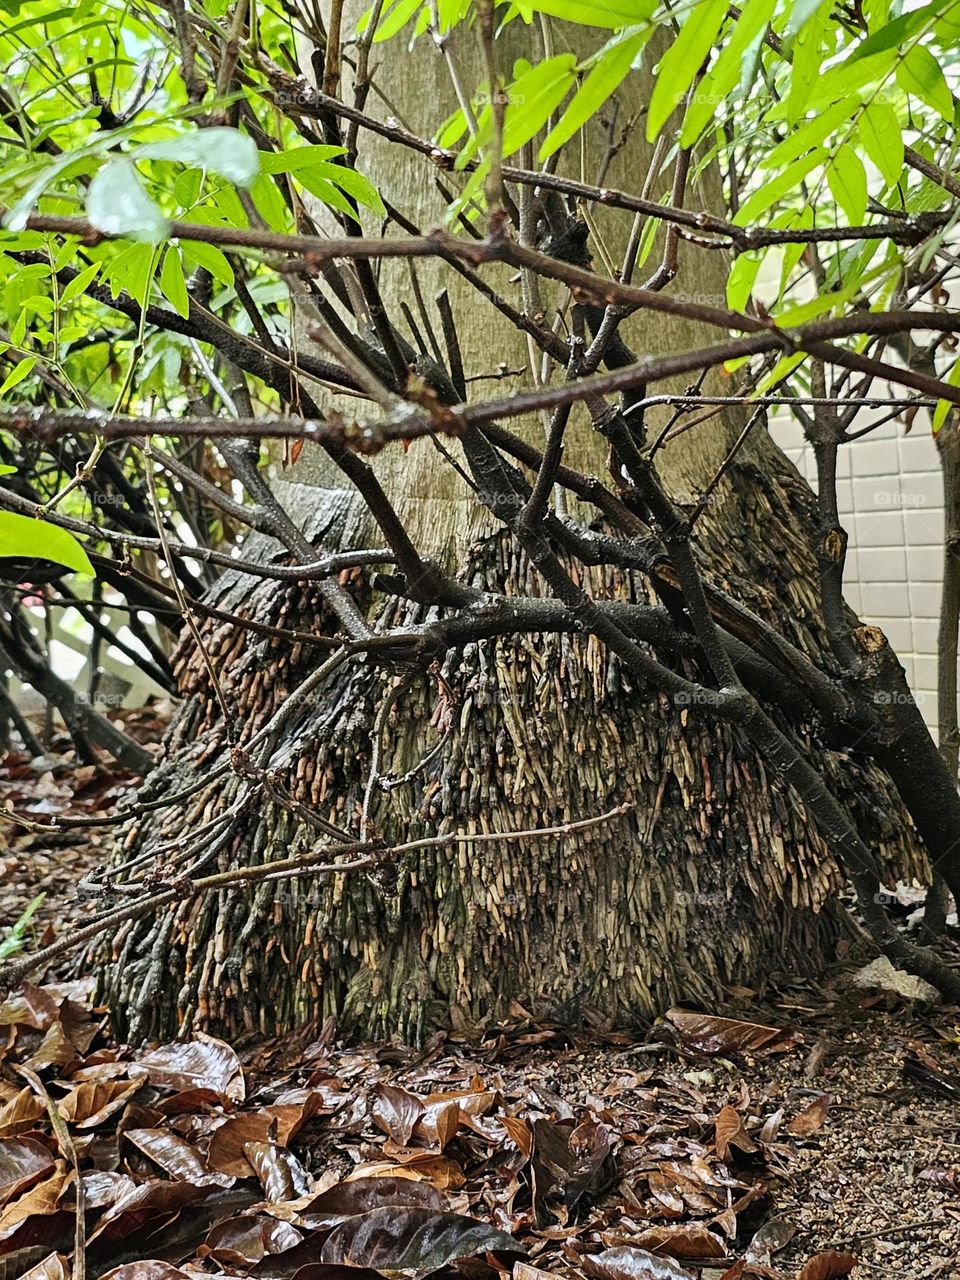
top-left (827, 144), bottom-right (868, 223)
top-left (896, 45), bottom-right (954, 120)
top-left (0, 510), bottom-right (94, 576)
top-left (858, 100), bottom-right (903, 186)
top-left (500, 55), bottom-right (578, 158)
top-left (647, 0), bottom-right (730, 141)
top-left (760, 96), bottom-right (854, 170)
top-left (87, 160), bottom-right (169, 243)
top-left (0, 466), bottom-right (17, 476)
top-left (372, 0), bottom-right (423, 41)
top-left (159, 247), bottom-right (190, 318)
top-left (137, 128), bottom-right (261, 186)
top-left (679, 0), bottom-right (776, 146)
top-left (59, 261), bottom-right (101, 306)
top-left (180, 239), bottom-right (234, 287)
top-left (101, 242), bottom-right (156, 303)
top-left (174, 168), bottom-right (203, 208)
top-left (776, 208), bottom-right (814, 295)
top-left (540, 29), bottom-right (648, 160)
top-left (259, 145), bottom-right (348, 174)
top-left (802, 50), bottom-right (893, 114)
top-left (782, 0), bottom-right (827, 39)
top-left (526, 0), bottom-right (656, 27)
top-left (0, 356), bottom-right (38, 396)
top-left (754, 349), bottom-right (807, 394)
top-left (312, 163), bottom-right (387, 217)
top-left (933, 356), bottom-right (960, 431)
top-left (726, 252), bottom-right (762, 310)
top-left (850, 2), bottom-right (945, 61)
top-left (775, 289), bottom-right (848, 326)
top-left (733, 148), bottom-right (827, 224)
top-left (784, 0), bottom-right (831, 122)
top-left (249, 173), bottom-right (290, 232)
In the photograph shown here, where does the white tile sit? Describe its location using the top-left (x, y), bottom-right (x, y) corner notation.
top-left (898, 431), bottom-right (940, 470)
top-left (912, 618), bottom-right (941, 652)
top-left (914, 656), bottom-right (938, 689)
top-left (896, 470), bottom-right (942, 508)
top-left (904, 507), bottom-right (945, 545)
top-left (906, 544), bottom-right (944, 583)
top-left (854, 512), bottom-right (902, 546)
top-left (834, 446), bottom-right (853, 478)
top-left (856, 437), bottom-right (901, 474)
top-left (861, 583), bottom-right (911, 618)
top-left (853, 477), bottom-right (901, 511)
top-left (857, 545), bottom-right (907, 581)
top-left (874, 618), bottom-right (913, 650)
top-left (909, 580), bottom-right (942, 616)
top-left (912, 688), bottom-right (936, 719)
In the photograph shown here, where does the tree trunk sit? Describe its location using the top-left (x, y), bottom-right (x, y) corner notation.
top-left (93, 10), bottom-right (929, 1043)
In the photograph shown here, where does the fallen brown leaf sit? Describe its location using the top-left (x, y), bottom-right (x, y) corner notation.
top-left (134, 1035), bottom-right (245, 1103)
top-left (797, 1251), bottom-right (858, 1280)
top-left (714, 1106), bottom-right (758, 1162)
top-left (664, 1010), bottom-right (802, 1056)
top-left (787, 1095), bottom-right (831, 1137)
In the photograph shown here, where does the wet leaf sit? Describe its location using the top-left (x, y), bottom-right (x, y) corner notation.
top-left (79, 1171), bottom-right (137, 1209)
top-left (370, 1084), bottom-right (424, 1145)
top-left (124, 1128), bottom-right (234, 1187)
top-left (99, 1265), bottom-right (196, 1280)
top-left (787, 1095), bottom-right (831, 1137)
top-left (281, 1267), bottom-right (383, 1280)
top-left (24, 1025), bottom-right (78, 1074)
top-left (0, 1139), bottom-right (55, 1210)
top-left (0, 1168), bottom-right (71, 1250)
top-left (204, 1213), bottom-right (303, 1265)
top-left (664, 1010), bottom-right (802, 1056)
top-left (797, 1252), bottom-right (858, 1280)
top-left (0, 987), bottom-right (59, 1032)
top-left (745, 1216), bottom-right (796, 1262)
top-left (564, 1117), bottom-right (617, 1211)
top-left (501, 1115), bottom-right (532, 1158)
top-left (57, 1076), bottom-right (147, 1129)
top-left (18, 1252), bottom-right (69, 1280)
top-left (86, 1179), bottom-right (212, 1242)
top-left (714, 1106), bottom-right (759, 1162)
top-left (207, 1113), bottom-right (275, 1177)
top-left (154, 1088), bottom-right (227, 1116)
top-left (245, 1139), bottom-right (311, 1202)
top-left (582, 1245), bottom-right (697, 1280)
top-left (0, 1090), bottom-right (45, 1140)
top-left (320, 1207), bottom-right (522, 1272)
top-left (631, 1225), bottom-right (726, 1260)
top-left (300, 1176), bottom-right (446, 1229)
top-left (134, 1036), bottom-right (245, 1103)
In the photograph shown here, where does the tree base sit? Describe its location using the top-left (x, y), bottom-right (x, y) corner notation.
top-left (92, 481), bottom-right (924, 1044)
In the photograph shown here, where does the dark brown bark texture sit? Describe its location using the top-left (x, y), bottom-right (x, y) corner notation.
top-left (92, 467), bottom-right (925, 1045)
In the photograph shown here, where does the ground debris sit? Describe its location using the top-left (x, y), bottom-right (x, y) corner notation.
top-left (0, 981), bottom-right (956, 1278)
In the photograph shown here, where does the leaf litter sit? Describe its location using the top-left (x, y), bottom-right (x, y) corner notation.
top-left (0, 981), bottom-right (956, 1279)
top-left (1, 750), bottom-right (959, 1279)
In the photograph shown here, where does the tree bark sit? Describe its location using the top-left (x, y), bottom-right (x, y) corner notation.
top-left (93, 9), bottom-right (933, 1042)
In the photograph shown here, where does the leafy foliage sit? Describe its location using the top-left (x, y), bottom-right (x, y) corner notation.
top-left (0, 0), bottom-right (957, 427)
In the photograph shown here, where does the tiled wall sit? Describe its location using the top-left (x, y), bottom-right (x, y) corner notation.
top-left (769, 412), bottom-right (944, 733)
